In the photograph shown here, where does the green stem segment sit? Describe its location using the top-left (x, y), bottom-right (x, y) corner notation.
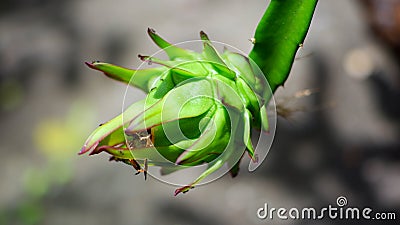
top-left (249, 0), bottom-right (318, 93)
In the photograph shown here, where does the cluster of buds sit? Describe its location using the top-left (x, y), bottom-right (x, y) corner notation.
top-left (79, 29), bottom-right (274, 195)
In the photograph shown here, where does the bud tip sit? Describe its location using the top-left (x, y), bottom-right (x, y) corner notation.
top-left (199, 31), bottom-right (209, 41)
top-left (147, 27), bottom-right (156, 34)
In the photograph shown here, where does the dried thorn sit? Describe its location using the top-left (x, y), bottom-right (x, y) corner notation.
top-left (249, 38), bottom-right (256, 44)
top-left (147, 27), bottom-right (156, 34)
top-left (140, 134), bottom-right (154, 147)
top-left (143, 158), bottom-right (148, 180)
top-left (133, 159), bottom-right (148, 180)
top-left (199, 31), bottom-right (209, 41)
top-left (138, 54), bottom-right (149, 61)
top-left (129, 159), bottom-right (141, 171)
top-left (174, 185), bottom-right (194, 196)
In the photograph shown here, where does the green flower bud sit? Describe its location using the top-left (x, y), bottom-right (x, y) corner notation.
top-left (80, 29), bottom-right (275, 195)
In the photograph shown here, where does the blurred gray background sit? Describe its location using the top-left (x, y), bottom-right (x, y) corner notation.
top-left (0, 0), bottom-right (399, 224)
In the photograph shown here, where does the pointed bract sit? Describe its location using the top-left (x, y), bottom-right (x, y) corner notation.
top-left (82, 29), bottom-right (272, 195)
